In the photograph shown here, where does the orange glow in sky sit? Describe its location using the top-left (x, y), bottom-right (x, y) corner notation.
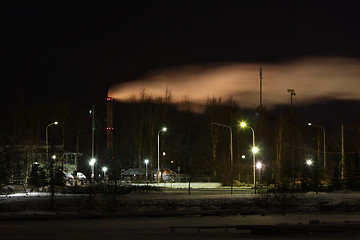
top-left (108, 57), bottom-right (360, 110)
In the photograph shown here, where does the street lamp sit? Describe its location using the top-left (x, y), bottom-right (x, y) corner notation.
top-left (252, 147), bottom-right (259, 154)
top-left (157, 127), bottom-right (167, 182)
top-left (144, 159), bottom-right (149, 181)
top-left (46, 121), bottom-right (58, 162)
top-left (89, 158), bottom-right (96, 181)
top-left (90, 106), bottom-right (95, 158)
top-left (240, 121), bottom-right (258, 193)
top-left (256, 161), bottom-right (262, 169)
top-left (287, 89), bottom-right (296, 119)
top-left (46, 121), bottom-right (58, 208)
top-left (211, 122), bottom-right (234, 194)
top-left (102, 166), bottom-right (108, 179)
top-left (287, 89), bottom-right (296, 186)
top-left (256, 161), bottom-right (263, 185)
top-left (308, 122), bottom-right (326, 179)
top-left (306, 159), bottom-right (313, 166)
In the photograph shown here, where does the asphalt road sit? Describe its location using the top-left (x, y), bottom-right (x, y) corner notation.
top-left (2, 214), bottom-right (360, 240)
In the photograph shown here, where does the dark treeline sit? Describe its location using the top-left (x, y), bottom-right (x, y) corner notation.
top-left (1, 91), bottom-right (360, 190)
top-left (0, 99), bottom-right (94, 186)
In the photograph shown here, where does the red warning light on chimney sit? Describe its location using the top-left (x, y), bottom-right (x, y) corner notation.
top-left (107, 97), bottom-right (113, 101)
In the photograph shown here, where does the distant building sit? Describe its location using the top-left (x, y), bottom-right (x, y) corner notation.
top-left (0, 145), bottom-right (82, 184)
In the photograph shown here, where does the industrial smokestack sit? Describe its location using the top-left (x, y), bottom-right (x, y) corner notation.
top-left (106, 97), bottom-right (114, 160)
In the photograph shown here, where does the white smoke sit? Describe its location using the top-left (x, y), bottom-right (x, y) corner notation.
top-left (108, 57), bottom-right (360, 110)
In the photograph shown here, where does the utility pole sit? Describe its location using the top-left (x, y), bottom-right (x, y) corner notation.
top-left (211, 122), bottom-right (233, 194)
top-left (341, 123), bottom-right (345, 179)
top-left (287, 89), bottom-right (296, 120)
top-left (287, 89), bottom-right (296, 187)
top-left (90, 105), bottom-right (95, 181)
top-left (91, 105), bottom-right (95, 161)
top-left (259, 66), bottom-right (263, 107)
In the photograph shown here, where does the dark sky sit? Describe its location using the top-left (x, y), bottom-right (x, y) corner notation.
top-left (4, 1), bottom-right (360, 109)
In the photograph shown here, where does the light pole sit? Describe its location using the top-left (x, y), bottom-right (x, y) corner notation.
top-left (46, 121), bottom-right (58, 163)
top-left (90, 105), bottom-right (95, 166)
top-left (287, 89), bottom-right (296, 119)
top-left (287, 89), bottom-right (296, 187)
top-left (308, 123), bottom-right (326, 179)
top-left (256, 161), bottom-right (263, 185)
top-left (211, 122), bottom-right (233, 194)
top-left (157, 127), bottom-right (167, 182)
top-left (240, 122), bottom-right (258, 194)
top-left (102, 166), bottom-right (108, 179)
top-left (46, 121), bottom-right (58, 209)
top-left (89, 158), bottom-right (96, 181)
top-left (306, 159), bottom-right (313, 166)
top-left (144, 159), bottom-right (149, 181)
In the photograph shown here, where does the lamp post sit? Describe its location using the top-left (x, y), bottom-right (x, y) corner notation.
top-left (90, 105), bottom-right (95, 167)
top-left (46, 121), bottom-right (58, 209)
top-left (144, 159), bottom-right (149, 181)
top-left (256, 161), bottom-right (263, 185)
top-left (102, 166), bottom-right (108, 179)
top-left (211, 122), bottom-right (233, 194)
top-left (287, 89), bottom-right (296, 187)
top-left (306, 159), bottom-right (313, 166)
top-left (157, 127), bottom-right (167, 183)
top-left (287, 89), bottom-right (296, 120)
top-left (46, 121), bottom-right (58, 163)
top-left (240, 122), bottom-right (258, 194)
top-left (308, 123), bottom-right (326, 179)
top-left (89, 158), bottom-right (96, 181)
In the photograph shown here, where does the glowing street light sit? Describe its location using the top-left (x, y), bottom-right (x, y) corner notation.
top-left (308, 122), bottom-right (326, 179)
top-left (90, 105), bottom-right (95, 168)
top-left (102, 166), bottom-right (108, 178)
top-left (89, 158), bottom-right (96, 181)
top-left (256, 161), bottom-right (263, 186)
top-left (46, 121), bottom-right (58, 163)
top-left (144, 159), bottom-right (149, 181)
top-left (252, 147), bottom-right (259, 154)
top-left (157, 127), bottom-right (167, 182)
top-left (256, 162), bottom-right (263, 169)
top-left (240, 121), bottom-right (258, 193)
top-left (306, 159), bottom-right (313, 166)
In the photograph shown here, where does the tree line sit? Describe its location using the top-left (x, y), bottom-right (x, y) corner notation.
top-left (1, 91), bottom-right (360, 191)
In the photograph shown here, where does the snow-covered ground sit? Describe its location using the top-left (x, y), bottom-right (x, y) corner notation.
top-left (1, 182), bottom-right (360, 220)
top-left (133, 181), bottom-right (223, 188)
top-left (2, 185), bottom-right (360, 239)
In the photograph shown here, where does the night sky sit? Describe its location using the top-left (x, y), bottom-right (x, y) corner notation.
top-left (4, 2), bottom-right (360, 117)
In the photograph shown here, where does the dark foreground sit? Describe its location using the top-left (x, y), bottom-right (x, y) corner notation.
top-left (1, 189), bottom-right (360, 239)
top-left (1, 214), bottom-right (360, 240)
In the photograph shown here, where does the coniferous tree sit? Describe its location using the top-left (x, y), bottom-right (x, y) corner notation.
top-left (310, 154), bottom-right (322, 192)
top-left (28, 164), bottom-right (40, 187)
top-left (330, 161), bottom-right (343, 191)
top-left (346, 151), bottom-right (360, 190)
